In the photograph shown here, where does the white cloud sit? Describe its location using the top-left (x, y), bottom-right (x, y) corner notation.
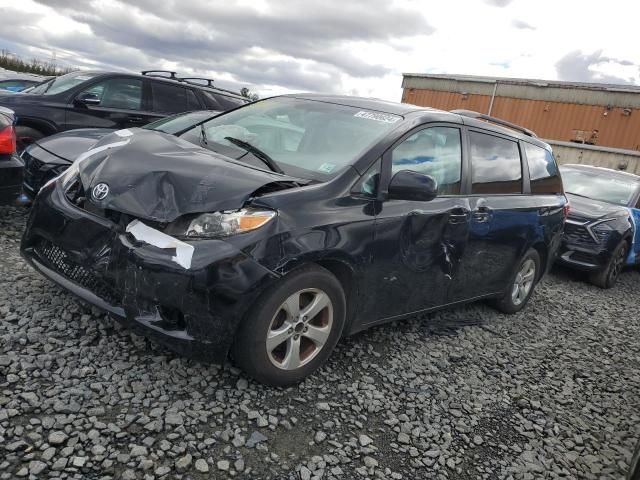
top-left (0, 0), bottom-right (638, 101)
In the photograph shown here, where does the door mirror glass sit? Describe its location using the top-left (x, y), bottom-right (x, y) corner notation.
top-left (388, 170), bottom-right (438, 202)
top-left (75, 92), bottom-right (101, 106)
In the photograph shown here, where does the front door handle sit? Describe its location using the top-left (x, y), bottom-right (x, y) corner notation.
top-left (472, 206), bottom-right (492, 223)
top-left (128, 116), bottom-right (145, 122)
top-left (448, 207), bottom-right (470, 224)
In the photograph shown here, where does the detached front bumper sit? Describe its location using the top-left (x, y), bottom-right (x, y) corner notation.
top-left (21, 182), bottom-right (278, 363)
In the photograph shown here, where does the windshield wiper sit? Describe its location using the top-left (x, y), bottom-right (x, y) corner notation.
top-left (566, 191), bottom-right (591, 199)
top-left (224, 136), bottom-right (284, 174)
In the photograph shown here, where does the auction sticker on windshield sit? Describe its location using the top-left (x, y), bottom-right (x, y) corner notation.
top-left (354, 111), bottom-right (401, 124)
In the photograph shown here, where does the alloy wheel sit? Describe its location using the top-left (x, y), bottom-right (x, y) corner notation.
top-left (511, 259), bottom-right (536, 306)
top-left (608, 244), bottom-right (627, 284)
top-left (266, 288), bottom-right (333, 370)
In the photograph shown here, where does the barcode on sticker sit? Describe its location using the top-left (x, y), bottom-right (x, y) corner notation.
top-left (354, 111), bottom-right (401, 124)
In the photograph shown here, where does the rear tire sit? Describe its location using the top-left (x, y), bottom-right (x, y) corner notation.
top-left (492, 249), bottom-right (541, 314)
top-left (15, 126), bottom-right (45, 152)
top-left (232, 265), bottom-right (345, 386)
top-left (589, 240), bottom-right (628, 289)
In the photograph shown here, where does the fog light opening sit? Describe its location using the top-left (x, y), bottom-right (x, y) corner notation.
top-left (157, 305), bottom-right (186, 331)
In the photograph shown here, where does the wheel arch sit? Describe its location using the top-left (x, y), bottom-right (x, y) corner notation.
top-left (276, 252), bottom-right (360, 336)
top-left (530, 241), bottom-right (548, 281)
top-left (16, 117), bottom-right (58, 136)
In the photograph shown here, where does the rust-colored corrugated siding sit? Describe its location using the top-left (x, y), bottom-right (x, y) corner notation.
top-left (402, 88), bottom-right (640, 151)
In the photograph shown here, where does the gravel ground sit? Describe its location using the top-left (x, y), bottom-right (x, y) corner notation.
top-left (1, 205), bottom-right (639, 480)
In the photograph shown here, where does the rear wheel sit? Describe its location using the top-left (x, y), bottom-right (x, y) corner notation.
top-left (589, 240), bottom-right (628, 289)
top-left (232, 265), bottom-right (345, 386)
top-left (15, 126), bottom-right (45, 152)
top-left (492, 249), bottom-right (540, 314)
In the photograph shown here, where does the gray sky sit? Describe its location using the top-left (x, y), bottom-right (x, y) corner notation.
top-left (0, 0), bottom-right (637, 100)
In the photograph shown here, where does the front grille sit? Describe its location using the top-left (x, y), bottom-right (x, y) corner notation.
top-left (34, 240), bottom-right (120, 306)
top-left (22, 150), bottom-right (46, 189)
top-left (570, 251), bottom-right (597, 264)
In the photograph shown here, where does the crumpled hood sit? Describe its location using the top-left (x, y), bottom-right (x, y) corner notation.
top-left (566, 193), bottom-right (630, 221)
top-left (77, 129), bottom-right (300, 222)
top-left (36, 128), bottom-right (115, 163)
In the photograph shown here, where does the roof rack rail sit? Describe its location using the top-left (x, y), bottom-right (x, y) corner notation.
top-left (450, 109), bottom-right (537, 137)
top-left (141, 70), bottom-right (178, 79)
top-left (180, 77), bottom-right (215, 87)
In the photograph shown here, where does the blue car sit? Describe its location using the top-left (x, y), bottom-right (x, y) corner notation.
top-left (0, 77), bottom-right (48, 92)
top-left (557, 164), bottom-right (640, 288)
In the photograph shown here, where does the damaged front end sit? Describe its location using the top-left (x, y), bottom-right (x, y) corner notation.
top-left (20, 130), bottom-right (300, 362)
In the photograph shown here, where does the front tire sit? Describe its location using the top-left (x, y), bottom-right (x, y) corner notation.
top-left (232, 265), bottom-right (345, 386)
top-left (492, 249), bottom-right (541, 314)
top-left (589, 240), bottom-right (628, 289)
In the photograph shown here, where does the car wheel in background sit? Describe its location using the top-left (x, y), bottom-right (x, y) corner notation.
top-left (232, 265), bottom-right (346, 386)
top-left (15, 126), bottom-right (44, 152)
top-left (589, 240), bottom-right (628, 289)
top-left (492, 249), bottom-right (540, 314)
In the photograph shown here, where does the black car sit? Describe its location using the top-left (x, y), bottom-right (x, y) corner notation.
top-left (0, 106), bottom-right (23, 205)
top-left (0, 70), bottom-right (247, 149)
top-left (557, 164), bottom-right (640, 288)
top-left (20, 97), bottom-right (567, 385)
top-left (21, 110), bottom-right (220, 201)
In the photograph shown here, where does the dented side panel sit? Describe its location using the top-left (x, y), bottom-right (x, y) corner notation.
top-left (361, 196), bottom-right (470, 322)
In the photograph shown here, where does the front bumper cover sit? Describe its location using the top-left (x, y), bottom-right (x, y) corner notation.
top-left (21, 182), bottom-right (279, 363)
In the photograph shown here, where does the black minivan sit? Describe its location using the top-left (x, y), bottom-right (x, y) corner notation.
top-left (21, 96), bottom-right (567, 385)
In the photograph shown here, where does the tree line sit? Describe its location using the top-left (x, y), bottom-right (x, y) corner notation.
top-left (0, 49), bottom-right (73, 76)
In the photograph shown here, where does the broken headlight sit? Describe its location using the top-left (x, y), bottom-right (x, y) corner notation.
top-left (183, 208), bottom-right (276, 239)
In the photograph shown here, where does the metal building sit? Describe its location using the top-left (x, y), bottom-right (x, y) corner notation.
top-left (402, 74), bottom-right (640, 151)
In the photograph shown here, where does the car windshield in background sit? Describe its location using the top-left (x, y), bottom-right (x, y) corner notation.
top-left (27, 72), bottom-right (100, 96)
top-left (143, 110), bottom-right (219, 135)
top-left (561, 168), bottom-right (638, 206)
top-left (181, 97), bottom-right (403, 180)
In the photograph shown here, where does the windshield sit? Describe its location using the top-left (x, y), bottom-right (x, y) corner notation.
top-left (144, 111), bottom-right (220, 135)
top-left (180, 97), bottom-right (403, 180)
top-left (27, 71), bottom-right (100, 96)
top-left (561, 167), bottom-right (639, 206)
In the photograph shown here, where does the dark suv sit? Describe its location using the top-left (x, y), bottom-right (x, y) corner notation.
top-left (0, 70), bottom-right (248, 148)
top-left (557, 164), bottom-right (640, 288)
top-left (21, 98), bottom-right (567, 385)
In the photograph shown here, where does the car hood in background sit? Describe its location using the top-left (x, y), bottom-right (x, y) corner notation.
top-left (77, 129), bottom-right (302, 223)
top-left (35, 128), bottom-right (116, 164)
top-left (566, 193), bottom-right (630, 221)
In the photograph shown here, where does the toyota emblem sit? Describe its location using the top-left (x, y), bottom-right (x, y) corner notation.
top-left (92, 183), bottom-right (110, 201)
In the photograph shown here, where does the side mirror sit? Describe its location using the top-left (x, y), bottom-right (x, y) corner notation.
top-left (388, 170), bottom-right (438, 202)
top-left (74, 92), bottom-right (101, 106)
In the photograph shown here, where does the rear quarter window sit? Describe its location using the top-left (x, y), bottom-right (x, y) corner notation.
top-left (524, 143), bottom-right (563, 194)
top-left (151, 82), bottom-right (198, 114)
top-left (469, 131), bottom-right (522, 194)
top-left (201, 91), bottom-right (246, 111)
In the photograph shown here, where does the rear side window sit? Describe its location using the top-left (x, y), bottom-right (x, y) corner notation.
top-left (186, 90), bottom-right (202, 110)
top-left (391, 127), bottom-right (462, 195)
top-left (201, 91), bottom-right (246, 111)
top-left (151, 82), bottom-right (197, 113)
top-left (524, 143), bottom-right (563, 194)
top-left (470, 131), bottom-right (522, 194)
